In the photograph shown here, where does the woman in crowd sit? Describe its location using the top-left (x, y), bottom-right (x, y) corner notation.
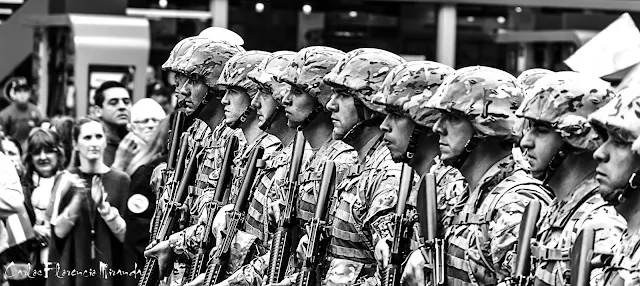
top-left (46, 117), bottom-right (130, 286)
top-left (123, 116), bottom-right (169, 271)
top-left (49, 116), bottom-right (74, 169)
top-left (2, 135), bottom-right (25, 178)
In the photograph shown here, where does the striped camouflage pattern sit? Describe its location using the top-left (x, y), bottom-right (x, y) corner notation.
top-left (516, 69), bottom-right (554, 92)
top-left (218, 51), bottom-right (271, 99)
top-left (326, 137), bottom-right (402, 272)
top-left (532, 176), bottom-right (626, 286)
top-left (426, 66), bottom-right (525, 142)
top-left (517, 71), bottom-right (617, 151)
top-left (296, 139), bottom-right (357, 232)
top-left (173, 40), bottom-right (246, 89)
top-left (589, 86), bottom-right (640, 145)
top-left (597, 229), bottom-right (640, 286)
top-left (324, 48), bottom-right (406, 114)
top-left (247, 51), bottom-right (296, 105)
top-left (371, 61), bottom-right (455, 128)
top-left (444, 154), bottom-right (552, 286)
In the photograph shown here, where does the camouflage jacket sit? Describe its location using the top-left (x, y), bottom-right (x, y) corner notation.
top-left (324, 132), bottom-right (403, 285)
top-left (444, 153), bottom-right (553, 286)
top-left (532, 175), bottom-right (626, 286)
top-left (597, 229), bottom-right (640, 286)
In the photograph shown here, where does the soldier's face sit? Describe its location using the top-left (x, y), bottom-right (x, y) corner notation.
top-left (380, 113), bottom-right (415, 162)
top-left (433, 111), bottom-right (474, 161)
top-left (175, 73), bottom-right (209, 116)
top-left (593, 131), bottom-right (640, 195)
top-left (519, 121), bottom-right (565, 172)
top-left (327, 88), bottom-right (360, 140)
top-left (251, 89), bottom-right (279, 129)
top-left (282, 85), bottom-right (316, 128)
top-left (221, 87), bottom-right (251, 126)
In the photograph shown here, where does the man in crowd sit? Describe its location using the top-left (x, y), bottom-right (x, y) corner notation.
top-left (0, 77), bottom-right (42, 151)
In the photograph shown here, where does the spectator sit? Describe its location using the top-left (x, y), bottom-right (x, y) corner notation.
top-left (49, 116), bottom-right (74, 169)
top-left (93, 81), bottom-right (133, 167)
top-left (123, 117), bottom-right (169, 273)
top-left (23, 128), bottom-right (66, 284)
top-left (0, 77), bottom-right (43, 152)
top-left (129, 98), bottom-right (166, 145)
top-left (47, 117), bottom-right (130, 286)
top-left (1, 136), bottom-right (24, 178)
top-left (148, 83), bottom-right (174, 114)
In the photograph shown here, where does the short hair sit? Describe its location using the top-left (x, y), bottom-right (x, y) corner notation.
top-left (94, 81), bottom-right (128, 107)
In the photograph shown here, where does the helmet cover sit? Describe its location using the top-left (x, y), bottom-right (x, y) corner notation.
top-left (174, 39), bottom-right (246, 88)
top-left (589, 86), bottom-right (640, 148)
top-left (218, 51), bottom-right (271, 99)
top-left (247, 51), bottom-right (296, 105)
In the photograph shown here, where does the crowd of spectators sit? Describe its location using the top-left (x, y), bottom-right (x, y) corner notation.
top-left (0, 78), bottom-right (173, 286)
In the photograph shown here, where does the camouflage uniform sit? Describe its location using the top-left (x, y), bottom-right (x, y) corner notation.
top-left (425, 66), bottom-right (554, 286)
top-left (516, 71), bottom-right (625, 286)
top-left (588, 88), bottom-right (640, 286)
top-left (320, 48), bottom-right (406, 286)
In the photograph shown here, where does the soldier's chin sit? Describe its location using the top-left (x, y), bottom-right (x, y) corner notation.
top-left (286, 119), bottom-right (302, 129)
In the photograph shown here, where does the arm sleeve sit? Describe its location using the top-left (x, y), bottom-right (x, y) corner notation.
top-left (98, 201), bottom-right (127, 242)
top-left (587, 206), bottom-right (627, 286)
top-left (365, 159), bottom-right (403, 244)
top-left (52, 197), bottom-right (82, 238)
top-left (0, 153), bottom-right (24, 219)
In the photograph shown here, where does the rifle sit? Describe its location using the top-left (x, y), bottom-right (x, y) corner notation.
top-left (150, 132), bottom-right (189, 244)
top-left (203, 146), bottom-right (265, 285)
top-left (185, 136), bottom-right (240, 283)
top-left (506, 200), bottom-right (542, 286)
top-left (295, 161), bottom-right (336, 286)
top-left (417, 173), bottom-right (445, 286)
top-left (167, 111), bottom-right (186, 170)
top-left (381, 164), bottom-right (414, 286)
top-left (570, 226), bottom-right (595, 286)
top-left (138, 143), bottom-right (203, 286)
top-left (266, 131), bottom-right (307, 284)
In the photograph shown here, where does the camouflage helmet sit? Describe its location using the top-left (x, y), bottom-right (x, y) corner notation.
top-left (517, 68), bottom-right (554, 92)
top-left (218, 51), bottom-right (271, 99)
top-left (516, 71), bottom-right (616, 151)
top-left (371, 61), bottom-right (455, 128)
top-left (324, 48), bottom-right (406, 114)
top-left (589, 86), bottom-right (640, 149)
top-left (278, 46), bottom-right (345, 107)
top-left (426, 66), bottom-right (524, 142)
top-left (173, 39), bottom-right (246, 88)
top-left (247, 51), bottom-right (296, 105)
top-left (162, 36), bottom-right (205, 72)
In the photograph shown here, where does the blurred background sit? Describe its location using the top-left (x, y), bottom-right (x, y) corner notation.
top-left (1, 0), bottom-right (639, 118)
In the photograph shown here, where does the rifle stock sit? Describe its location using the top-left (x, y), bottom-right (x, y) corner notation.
top-left (507, 200), bottom-right (542, 286)
top-left (296, 161), bottom-right (336, 286)
top-left (167, 111), bottom-right (186, 170)
top-left (417, 173), bottom-right (445, 286)
top-left (186, 136), bottom-right (239, 283)
top-left (570, 226), bottom-right (595, 286)
top-left (382, 164), bottom-right (414, 286)
top-left (138, 143), bottom-right (202, 286)
top-left (203, 146), bottom-right (265, 285)
top-left (266, 131), bottom-right (307, 284)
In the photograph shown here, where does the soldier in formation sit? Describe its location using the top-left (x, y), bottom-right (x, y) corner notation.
top-left (140, 28), bottom-right (640, 286)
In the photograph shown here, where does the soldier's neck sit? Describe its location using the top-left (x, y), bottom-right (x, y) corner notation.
top-left (352, 126), bottom-right (384, 164)
top-left (409, 133), bottom-right (440, 176)
top-left (266, 113), bottom-right (296, 147)
top-left (240, 117), bottom-right (264, 145)
top-left (302, 112), bottom-right (333, 150)
top-left (546, 152), bottom-right (598, 201)
top-left (618, 193), bottom-right (640, 233)
top-left (196, 99), bottom-right (225, 130)
top-left (460, 139), bottom-right (511, 191)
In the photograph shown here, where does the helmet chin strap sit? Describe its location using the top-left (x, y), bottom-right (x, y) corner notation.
top-left (296, 101), bottom-right (324, 131)
top-left (603, 170), bottom-right (640, 206)
top-left (259, 106), bottom-right (284, 131)
top-left (443, 136), bottom-right (480, 169)
top-left (394, 126), bottom-right (425, 163)
top-left (341, 97), bottom-right (383, 144)
top-left (227, 105), bottom-right (256, 129)
top-left (542, 144), bottom-right (571, 185)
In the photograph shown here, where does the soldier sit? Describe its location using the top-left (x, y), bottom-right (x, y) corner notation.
top-left (143, 38), bottom-right (245, 285)
top-left (589, 87), bottom-right (640, 286)
top-left (275, 48), bottom-right (406, 286)
top-left (369, 61), bottom-right (467, 284)
top-left (517, 71), bottom-right (626, 286)
top-left (187, 51), bottom-right (306, 286)
top-left (405, 66), bottom-right (553, 286)
top-left (278, 46), bottom-right (358, 275)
